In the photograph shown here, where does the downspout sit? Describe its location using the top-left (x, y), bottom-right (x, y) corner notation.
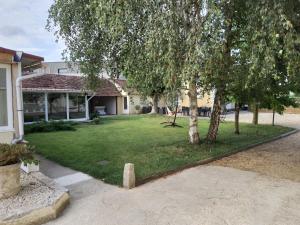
top-left (12, 72), bottom-right (48, 144)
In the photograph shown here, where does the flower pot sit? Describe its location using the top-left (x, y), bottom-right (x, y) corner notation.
top-left (21, 161), bottom-right (39, 173)
top-left (0, 163), bottom-right (20, 199)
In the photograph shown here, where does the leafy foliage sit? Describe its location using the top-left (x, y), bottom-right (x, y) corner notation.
top-left (0, 144), bottom-right (36, 166)
top-left (92, 117), bottom-right (101, 125)
top-left (47, 0), bottom-right (300, 141)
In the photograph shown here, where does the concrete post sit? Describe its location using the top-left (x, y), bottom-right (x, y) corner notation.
top-left (123, 163), bottom-right (135, 189)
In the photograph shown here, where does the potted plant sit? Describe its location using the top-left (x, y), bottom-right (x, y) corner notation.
top-left (20, 158), bottom-right (39, 173)
top-left (0, 144), bottom-right (36, 199)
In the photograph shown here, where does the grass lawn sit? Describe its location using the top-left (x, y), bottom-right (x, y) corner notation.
top-left (25, 115), bottom-right (292, 186)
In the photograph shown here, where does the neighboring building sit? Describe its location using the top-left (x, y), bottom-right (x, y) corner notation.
top-left (36, 62), bottom-right (81, 75)
top-left (0, 47), bottom-right (44, 144)
top-left (35, 61), bottom-right (126, 79)
top-left (34, 62), bottom-right (217, 113)
top-left (180, 89), bottom-right (214, 108)
top-left (22, 74), bottom-right (130, 123)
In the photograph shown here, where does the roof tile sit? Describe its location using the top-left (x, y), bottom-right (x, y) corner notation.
top-left (22, 74), bottom-right (122, 97)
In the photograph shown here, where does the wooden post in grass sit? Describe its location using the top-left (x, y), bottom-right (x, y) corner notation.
top-left (123, 163), bottom-right (135, 189)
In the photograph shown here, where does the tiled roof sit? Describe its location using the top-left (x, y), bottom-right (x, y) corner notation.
top-left (22, 74), bottom-right (122, 97)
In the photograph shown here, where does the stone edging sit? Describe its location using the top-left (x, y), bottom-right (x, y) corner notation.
top-left (137, 129), bottom-right (299, 186)
top-left (0, 173), bottom-right (70, 225)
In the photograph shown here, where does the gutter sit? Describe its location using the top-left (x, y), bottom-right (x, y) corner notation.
top-left (12, 72), bottom-right (48, 144)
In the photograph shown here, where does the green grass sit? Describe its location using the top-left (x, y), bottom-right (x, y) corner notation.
top-left (25, 115), bottom-right (292, 186)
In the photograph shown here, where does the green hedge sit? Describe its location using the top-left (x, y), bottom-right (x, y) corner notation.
top-left (25, 121), bottom-right (77, 134)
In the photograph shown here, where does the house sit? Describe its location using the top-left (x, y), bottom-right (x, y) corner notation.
top-left (22, 74), bottom-right (129, 122)
top-left (31, 62), bottom-right (163, 117)
top-left (0, 47), bottom-right (44, 144)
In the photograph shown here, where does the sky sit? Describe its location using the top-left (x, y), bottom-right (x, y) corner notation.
top-left (0, 0), bottom-right (64, 62)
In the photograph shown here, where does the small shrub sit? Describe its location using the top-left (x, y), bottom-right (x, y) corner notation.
top-left (93, 117), bottom-right (101, 124)
top-left (0, 144), bottom-right (37, 166)
top-left (90, 112), bottom-right (99, 120)
top-left (25, 121), bottom-right (77, 134)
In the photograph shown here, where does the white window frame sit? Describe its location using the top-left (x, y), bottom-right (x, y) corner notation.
top-left (123, 95), bottom-right (129, 114)
top-left (0, 63), bottom-right (13, 131)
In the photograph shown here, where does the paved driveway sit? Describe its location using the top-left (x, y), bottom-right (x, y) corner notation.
top-left (47, 165), bottom-right (300, 225)
top-left (45, 112), bottom-right (300, 225)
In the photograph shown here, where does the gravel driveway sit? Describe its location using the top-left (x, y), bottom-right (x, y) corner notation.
top-left (225, 111), bottom-right (300, 129)
top-left (213, 131), bottom-right (300, 182)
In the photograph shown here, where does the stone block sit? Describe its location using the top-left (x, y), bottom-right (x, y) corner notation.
top-left (123, 163), bottom-right (135, 189)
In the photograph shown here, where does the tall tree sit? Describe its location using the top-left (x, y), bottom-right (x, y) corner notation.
top-left (202, 0), bottom-right (245, 142)
top-left (47, 0), bottom-right (212, 144)
top-left (245, 0), bottom-right (300, 124)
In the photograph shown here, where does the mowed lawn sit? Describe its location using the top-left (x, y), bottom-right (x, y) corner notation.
top-left (25, 115), bottom-right (292, 186)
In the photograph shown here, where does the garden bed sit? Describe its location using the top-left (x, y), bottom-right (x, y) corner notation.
top-left (0, 171), bottom-right (69, 225)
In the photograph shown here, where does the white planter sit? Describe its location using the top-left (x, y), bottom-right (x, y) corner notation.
top-left (21, 161), bottom-right (39, 173)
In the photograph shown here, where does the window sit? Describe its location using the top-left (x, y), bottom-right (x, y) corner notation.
top-left (0, 68), bottom-right (7, 126)
top-left (48, 93), bottom-right (67, 120)
top-left (23, 93), bottom-right (45, 122)
top-left (124, 96), bottom-right (128, 110)
top-left (57, 68), bottom-right (68, 74)
top-left (69, 94), bottom-right (86, 119)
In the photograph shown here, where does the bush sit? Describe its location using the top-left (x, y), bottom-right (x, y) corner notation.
top-left (90, 112), bottom-right (99, 120)
top-left (93, 117), bottom-right (101, 124)
top-left (0, 144), bottom-right (37, 166)
top-left (25, 121), bottom-right (77, 134)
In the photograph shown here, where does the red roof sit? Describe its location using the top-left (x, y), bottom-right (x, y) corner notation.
top-left (0, 47), bottom-right (16, 55)
top-left (22, 74), bottom-right (122, 97)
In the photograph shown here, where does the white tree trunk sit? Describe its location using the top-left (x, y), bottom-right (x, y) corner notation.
top-left (188, 79), bottom-right (200, 144)
top-left (150, 94), bottom-right (159, 114)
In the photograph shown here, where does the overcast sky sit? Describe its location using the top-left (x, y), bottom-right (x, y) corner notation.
top-left (0, 0), bottom-right (64, 61)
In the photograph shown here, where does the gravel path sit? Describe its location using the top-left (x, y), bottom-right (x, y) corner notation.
top-left (225, 111), bottom-right (300, 129)
top-left (0, 171), bottom-right (64, 220)
top-left (212, 132), bottom-right (300, 182)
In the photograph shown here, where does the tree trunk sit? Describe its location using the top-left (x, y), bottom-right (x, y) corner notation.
top-left (234, 102), bottom-right (240, 134)
top-left (206, 89), bottom-right (222, 142)
top-left (252, 103), bottom-right (259, 125)
top-left (188, 79), bottom-right (200, 144)
top-left (150, 94), bottom-right (159, 114)
top-left (272, 109), bottom-right (275, 126)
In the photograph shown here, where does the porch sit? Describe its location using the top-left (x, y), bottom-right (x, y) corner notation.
top-left (89, 96), bottom-right (118, 115)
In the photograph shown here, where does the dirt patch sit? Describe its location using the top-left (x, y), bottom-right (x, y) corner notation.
top-left (212, 132), bottom-right (300, 182)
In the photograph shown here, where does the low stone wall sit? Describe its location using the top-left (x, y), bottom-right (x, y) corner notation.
top-left (0, 171), bottom-right (69, 225)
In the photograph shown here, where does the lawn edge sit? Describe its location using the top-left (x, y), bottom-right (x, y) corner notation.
top-left (136, 128), bottom-right (298, 186)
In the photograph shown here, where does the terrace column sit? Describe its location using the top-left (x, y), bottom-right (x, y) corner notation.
top-left (85, 95), bottom-right (89, 120)
top-left (66, 93), bottom-right (70, 120)
top-left (44, 93), bottom-right (48, 121)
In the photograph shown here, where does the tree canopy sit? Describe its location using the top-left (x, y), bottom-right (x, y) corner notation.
top-left (47, 0), bottom-right (300, 143)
